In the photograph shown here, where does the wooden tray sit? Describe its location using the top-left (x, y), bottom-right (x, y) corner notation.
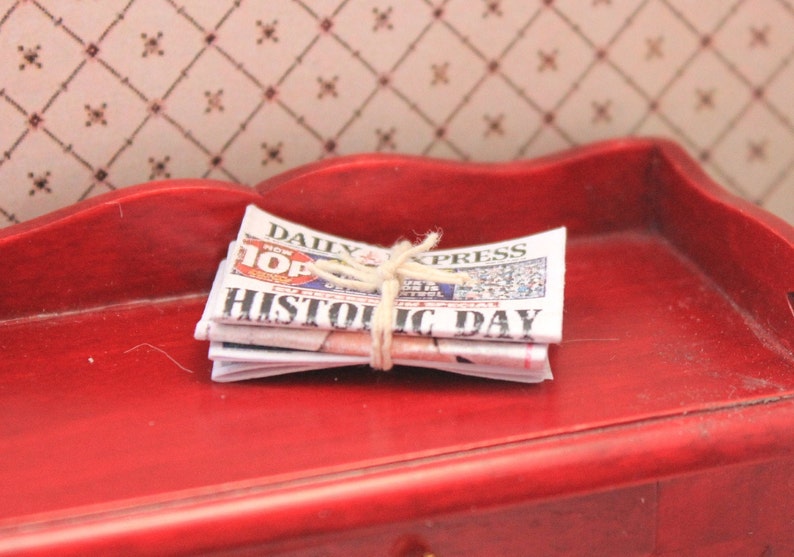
top-left (1, 139), bottom-right (793, 556)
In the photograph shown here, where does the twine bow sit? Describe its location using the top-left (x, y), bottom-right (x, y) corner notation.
top-left (308, 232), bottom-right (472, 370)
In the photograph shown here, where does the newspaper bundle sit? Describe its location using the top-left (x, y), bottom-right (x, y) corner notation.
top-left (195, 205), bottom-right (566, 383)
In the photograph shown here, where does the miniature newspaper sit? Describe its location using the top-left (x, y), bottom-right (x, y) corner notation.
top-left (195, 205), bottom-right (566, 383)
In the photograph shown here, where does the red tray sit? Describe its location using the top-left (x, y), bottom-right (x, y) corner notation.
top-left (1, 139), bottom-right (793, 556)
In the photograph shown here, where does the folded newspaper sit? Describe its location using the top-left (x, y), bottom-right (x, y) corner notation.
top-left (195, 205), bottom-right (566, 383)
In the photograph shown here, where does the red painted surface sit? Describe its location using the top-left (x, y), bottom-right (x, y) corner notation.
top-left (0, 139), bottom-right (792, 555)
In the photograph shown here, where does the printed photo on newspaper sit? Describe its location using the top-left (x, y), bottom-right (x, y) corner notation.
top-left (194, 205), bottom-right (566, 383)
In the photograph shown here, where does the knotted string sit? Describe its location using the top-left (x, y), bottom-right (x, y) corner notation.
top-left (308, 232), bottom-right (472, 370)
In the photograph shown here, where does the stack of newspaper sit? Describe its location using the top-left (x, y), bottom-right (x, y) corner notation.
top-left (195, 205), bottom-right (566, 383)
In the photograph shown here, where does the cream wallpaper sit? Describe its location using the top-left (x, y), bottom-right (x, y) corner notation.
top-left (1, 0), bottom-right (793, 227)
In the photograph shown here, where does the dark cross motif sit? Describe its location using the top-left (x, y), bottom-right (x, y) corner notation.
top-left (148, 156), bottom-right (171, 179)
top-left (205, 89), bottom-right (224, 113)
top-left (591, 100), bottom-right (612, 124)
top-left (537, 49), bottom-right (558, 72)
top-left (483, 114), bottom-right (505, 137)
top-left (18, 44), bottom-right (42, 70)
top-left (149, 100), bottom-right (163, 115)
top-left (256, 19), bottom-right (279, 44)
top-left (747, 139), bottom-right (767, 162)
top-left (646, 36), bottom-right (664, 60)
top-left (482, 0), bottom-right (503, 17)
top-left (695, 88), bottom-right (715, 111)
top-left (28, 171), bottom-right (51, 196)
top-left (375, 127), bottom-right (397, 151)
top-left (28, 113), bottom-right (43, 129)
top-left (749, 25), bottom-right (770, 48)
top-left (431, 62), bottom-right (450, 85)
top-left (261, 141), bottom-right (284, 165)
top-left (85, 103), bottom-right (108, 127)
top-left (317, 76), bottom-right (339, 99)
top-left (141, 32), bottom-right (164, 57)
top-left (373, 7), bottom-right (393, 31)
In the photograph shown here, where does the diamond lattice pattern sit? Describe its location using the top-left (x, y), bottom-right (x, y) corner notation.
top-left (1, 0), bottom-right (793, 225)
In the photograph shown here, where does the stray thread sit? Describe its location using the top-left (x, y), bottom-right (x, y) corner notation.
top-left (105, 201), bottom-right (123, 218)
top-left (124, 342), bottom-right (195, 373)
top-left (309, 232), bottom-right (472, 371)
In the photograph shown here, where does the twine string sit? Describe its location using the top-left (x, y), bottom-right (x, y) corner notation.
top-left (309, 232), bottom-right (472, 370)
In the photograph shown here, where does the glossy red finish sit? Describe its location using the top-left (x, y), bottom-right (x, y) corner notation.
top-left (0, 180), bottom-right (263, 320)
top-left (1, 139), bottom-right (792, 556)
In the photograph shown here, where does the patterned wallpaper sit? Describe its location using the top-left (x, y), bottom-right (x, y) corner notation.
top-left (1, 0), bottom-right (794, 227)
